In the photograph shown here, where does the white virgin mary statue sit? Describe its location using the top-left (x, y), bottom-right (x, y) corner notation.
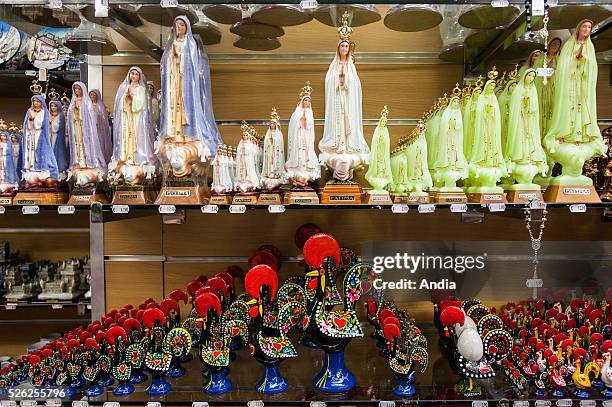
top-left (260, 108), bottom-right (286, 191)
top-left (319, 12), bottom-right (369, 181)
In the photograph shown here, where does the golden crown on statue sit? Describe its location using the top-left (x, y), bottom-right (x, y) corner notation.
top-left (487, 66), bottom-right (499, 81)
top-left (30, 80), bottom-right (43, 95)
top-left (299, 81), bottom-right (313, 100)
top-left (0, 119), bottom-right (7, 132)
top-left (453, 83), bottom-right (462, 98)
top-left (48, 88), bottom-right (60, 101)
top-left (61, 92), bottom-right (70, 105)
top-left (508, 64), bottom-right (519, 80)
top-left (338, 11), bottom-right (353, 42)
top-left (241, 120), bottom-right (250, 134)
top-left (475, 75), bottom-right (484, 89)
top-left (270, 107), bottom-right (280, 123)
top-left (380, 105), bottom-right (389, 120)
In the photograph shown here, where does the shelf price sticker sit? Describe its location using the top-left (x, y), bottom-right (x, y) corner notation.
top-left (472, 402), bottom-right (488, 407)
top-left (268, 204), bottom-right (286, 214)
top-left (112, 205), bottom-right (130, 214)
top-left (488, 203), bottom-right (506, 212)
top-left (192, 403), bottom-right (210, 407)
top-left (103, 403), bottom-right (120, 407)
top-left (58, 205), bottom-right (75, 215)
top-left (158, 205), bottom-right (176, 214)
top-left (5, 303), bottom-right (16, 310)
top-left (310, 402), bottom-right (326, 407)
top-left (229, 205), bottom-right (246, 214)
top-left (450, 203), bottom-right (468, 213)
top-left (418, 204), bottom-right (435, 214)
top-left (513, 401), bottom-right (530, 407)
top-left (491, 0), bottom-right (509, 7)
top-left (46, 400), bottom-right (61, 407)
top-left (569, 204), bottom-right (587, 213)
top-left (22, 205), bottom-right (39, 215)
top-left (72, 402), bottom-right (89, 407)
top-left (20, 401), bottom-right (36, 407)
top-left (146, 403), bottom-right (161, 407)
top-left (160, 0), bottom-right (178, 7)
top-left (0, 206), bottom-right (5, 214)
top-left (51, 303), bottom-right (63, 309)
top-left (535, 401), bottom-right (551, 407)
top-left (556, 400), bottom-right (572, 407)
top-left (536, 67), bottom-right (554, 77)
top-left (379, 402), bottom-right (396, 407)
top-left (391, 204), bottom-right (409, 214)
top-left (247, 401), bottom-right (264, 407)
top-left (526, 278), bottom-right (543, 288)
top-left (201, 205), bottom-right (218, 214)
top-left (1, 402), bottom-right (16, 407)
top-left (579, 401), bottom-right (596, 407)
top-left (300, 0), bottom-right (318, 9)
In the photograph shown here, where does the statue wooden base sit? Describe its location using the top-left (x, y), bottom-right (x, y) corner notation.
top-left (232, 193), bottom-right (259, 205)
top-left (284, 189), bottom-right (319, 205)
top-left (543, 184), bottom-right (601, 203)
top-left (407, 193), bottom-right (431, 204)
top-left (210, 195), bottom-right (232, 204)
top-left (321, 182), bottom-right (362, 204)
top-left (433, 191), bottom-right (468, 204)
top-left (68, 193), bottom-right (107, 205)
top-left (0, 195), bottom-right (14, 205)
top-left (391, 194), bottom-right (409, 203)
top-left (155, 186), bottom-right (208, 205)
top-left (14, 191), bottom-right (69, 205)
top-left (467, 192), bottom-right (508, 204)
top-left (505, 189), bottom-right (544, 203)
top-left (257, 192), bottom-right (282, 205)
top-left (366, 191), bottom-right (392, 204)
top-left (111, 186), bottom-right (157, 205)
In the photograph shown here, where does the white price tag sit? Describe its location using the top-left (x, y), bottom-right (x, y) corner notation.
top-left (247, 402), bottom-right (264, 407)
top-left (526, 278), bottom-right (544, 288)
top-left (513, 402), bottom-right (530, 407)
top-left (103, 403), bottom-right (120, 407)
top-left (158, 205), bottom-right (176, 214)
top-left (5, 303), bottom-right (16, 310)
top-left (38, 68), bottom-right (47, 82)
top-left (87, 304), bottom-right (92, 310)
top-left (146, 403), bottom-right (161, 407)
top-left (160, 0), bottom-right (178, 7)
top-left (58, 205), bottom-right (75, 215)
top-left (45, 400), bottom-right (61, 407)
top-left (579, 401), bottom-right (596, 407)
top-left (25, 70), bottom-right (36, 77)
top-left (2, 403), bottom-right (17, 407)
top-left (229, 205), bottom-right (246, 214)
top-left (536, 67), bottom-right (555, 77)
top-left (379, 402), bottom-right (396, 407)
top-left (310, 403), bottom-right (327, 407)
top-left (0, 206), bottom-right (5, 214)
top-left (201, 205), bottom-right (219, 214)
top-left (22, 205), bottom-right (39, 215)
top-left (569, 204), bottom-right (587, 213)
top-left (450, 203), bottom-right (468, 213)
top-left (556, 400), bottom-right (572, 407)
top-left (535, 401), bottom-right (551, 407)
top-left (300, 0), bottom-right (318, 9)
top-left (47, 0), bottom-right (63, 9)
top-left (72, 402), bottom-right (89, 407)
top-left (391, 204), bottom-right (409, 214)
top-left (20, 402), bottom-right (36, 407)
top-left (472, 402), bottom-right (488, 407)
top-left (532, 0), bottom-right (545, 15)
top-left (418, 204), bottom-right (435, 214)
top-left (603, 401), bottom-right (612, 407)
top-left (491, 0), bottom-right (509, 7)
top-left (112, 205), bottom-right (130, 214)
top-left (192, 403), bottom-right (209, 407)
top-left (268, 204), bottom-right (285, 214)
top-left (51, 303), bottom-right (63, 309)
top-left (488, 203), bottom-right (506, 212)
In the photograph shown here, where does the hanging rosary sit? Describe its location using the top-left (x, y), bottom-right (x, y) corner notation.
top-left (523, 202), bottom-right (548, 300)
top-left (539, 0), bottom-right (551, 85)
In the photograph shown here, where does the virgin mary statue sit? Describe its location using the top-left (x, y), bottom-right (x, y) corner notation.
top-left (543, 19), bottom-right (607, 187)
top-left (319, 11), bottom-right (369, 182)
top-left (159, 16), bottom-right (220, 166)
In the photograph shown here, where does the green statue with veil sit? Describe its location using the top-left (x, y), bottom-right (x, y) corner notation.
top-left (365, 106), bottom-right (393, 203)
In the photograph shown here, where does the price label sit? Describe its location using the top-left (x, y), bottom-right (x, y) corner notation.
top-left (300, 0), bottom-right (318, 9)
top-left (45, 400), bottom-right (61, 407)
top-left (22, 205), bottom-right (40, 215)
top-left (158, 205), bottom-right (176, 214)
top-left (268, 204), bottom-right (285, 214)
top-left (391, 204), bottom-right (409, 214)
top-left (603, 401), bottom-right (612, 407)
top-left (0, 206), bottom-right (5, 214)
top-left (310, 402), bottom-right (327, 407)
top-left (160, 0), bottom-right (178, 7)
top-left (569, 204), bottom-right (587, 213)
top-left (47, 0), bottom-right (63, 9)
top-left (532, 0), bottom-right (545, 15)
top-left (112, 205), bottom-right (130, 214)
top-left (20, 401), bottom-right (35, 407)
top-left (579, 401), bottom-right (595, 407)
top-left (535, 401), bottom-right (551, 407)
top-left (472, 402), bottom-right (488, 407)
top-left (1, 402), bottom-right (17, 407)
top-left (58, 205), bottom-right (75, 215)
top-left (229, 205), bottom-right (246, 214)
top-left (556, 400), bottom-right (572, 407)
top-left (488, 203), bottom-right (506, 212)
top-left (5, 303), bottom-right (16, 310)
top-left (192, 403), bottom-right (209, 407)
top-left (51, 303), bottom-right (63, 309)
top-left (418, 204), bottom-right (435, 214)
top-left (87, 304), bottom-right (92, 310)
top-left (379, 402), bottom-right (396, 407)
top-left (146, 403), bottom-right (161, 407)
top-left (247, 401), bottom-right (264, 407)
top-left (536, 67), bottom-right (555, 77)
top-left (526, 278), bottom-right (543, 288)
top-left (450, 203), bottom-right (468, 213)
top-left (72, 402), bottom-right (89, 407)
top-left (103, 403), bottom-right (120, 407)
top-left (201, 205), bottom-right (218, 214)
top-left (491, 0), bottom-right (509, 7)
top-left (513, 402), bottom-right (530, 407)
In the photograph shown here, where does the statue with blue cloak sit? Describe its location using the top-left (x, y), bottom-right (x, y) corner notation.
top-left (0, 119), bottom-right (19, 198)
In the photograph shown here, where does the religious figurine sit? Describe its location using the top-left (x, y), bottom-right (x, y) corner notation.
top-left (109, 67), bottom-right (157, 204)
top-left (462, 77), bottom-right (482, 164)
top-left (319, 12), bottom-right (369, 203)
top-left (9, 124), bottom-right (22, 180)
top-left (232, 122), bottom-right (260, 203)
top-left (66, 81), bottom-right (108, 203)
top-left (0, 120), bottom-right (19, 201)
top-left (157, 15), bottom-right (221, 204)
top-left (260, 108), bottom-right (286, 192)
top-left (519, 50), bottom-right (542, 78)
top-left (211, 144), bottom-right (234, 203)
top-left (504, 68), bottom-right (549, 202)
top-left (146, 81), bottom-right (160, 133)
top-left (426, 97), bottom-right (444, 186)
top-left (88, 89), bottom-right (112, 164)
top-left (284, 82), bottom-right (320, 204)
top-left (389, 144), bottom-right (409, 201)
top-left (431, 85), bottom-right (468, 202)
top-left (364, 106), bottom-right (393, 203)
top-left (467, 67), bottom-right (508, 203)
top-left (497, 66), bottom-right (519, 190)
top-left (404, 121), bottom-right (433, 202)
top-left (48, 91), bottom-right (69, 178)
top-left (543, 20), bottom-right (607, 202)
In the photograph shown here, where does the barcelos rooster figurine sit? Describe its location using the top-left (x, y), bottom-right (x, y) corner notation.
top-left (160, 298), bottom-right (187, 378)
top-left (120, 317), bottom-right (147, 393)
top-left (602, 344), bottom-right (612, 398)
top-left (302, 233), bottom-right (367, 392)
top-left (194, 291), bottom-right (247, 394)
top-left (142, 307), bottom-right (173, 396)
top-left (168, 289), bottom-right (193, 363)
top-left (82, 337), bottom-right (103, 397)
top-left (244, 264), bottom-right (305, 394)
top-left (382, 309), bottom-right (428, 397)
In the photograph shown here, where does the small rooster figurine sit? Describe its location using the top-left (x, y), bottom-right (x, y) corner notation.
top-left (301, 233), bottom-right (370, 392)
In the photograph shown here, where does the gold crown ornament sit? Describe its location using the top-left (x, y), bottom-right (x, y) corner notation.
top-left (338, 11), bottom-right (353, 42)
top-left (475, 75), bottom-right (484, 89)
top-left (270, 107), bottom-right (280, 124)
top-left (508, 64), bottom-right (519, 80)
top-left (48, 88), bottom-right (60, 101)
top-left (8, 123), bottom-right (19, 133)
top-left (61, 92), bottom-right (70, 105)
top-left (452, 83), bottom-right (462, 98)
top-left (380, 105), bottom-right (389, 120)
top-left (487, 66), bottom-right (499, 81)
top-left (30, 80), bottom-right (43, 95)
top-left (0, 119), bottom-right (6, 132)
top-left (299, 81), bottom-right (313, 100)
top-left (241, 120), bottom-right (250, 135)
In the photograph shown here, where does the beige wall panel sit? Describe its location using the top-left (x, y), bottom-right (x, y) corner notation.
top-left (104, 213), bottom-right (162, 255)
top-left (105, 261), bottom-right (163, 311)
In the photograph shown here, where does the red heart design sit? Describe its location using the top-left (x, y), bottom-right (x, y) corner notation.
top-left (213, 351), bottom-right (221, 359)
top-left (214, 341), bottom-right (223, 349)
top-left (290, 317), bottom-right (298, 325)
top-left (333, 317), bottom-right (347, 330)
top-left (273, 342), bottom-right (282, 351)
top-left (232, 327), bottom-right (240, 336)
